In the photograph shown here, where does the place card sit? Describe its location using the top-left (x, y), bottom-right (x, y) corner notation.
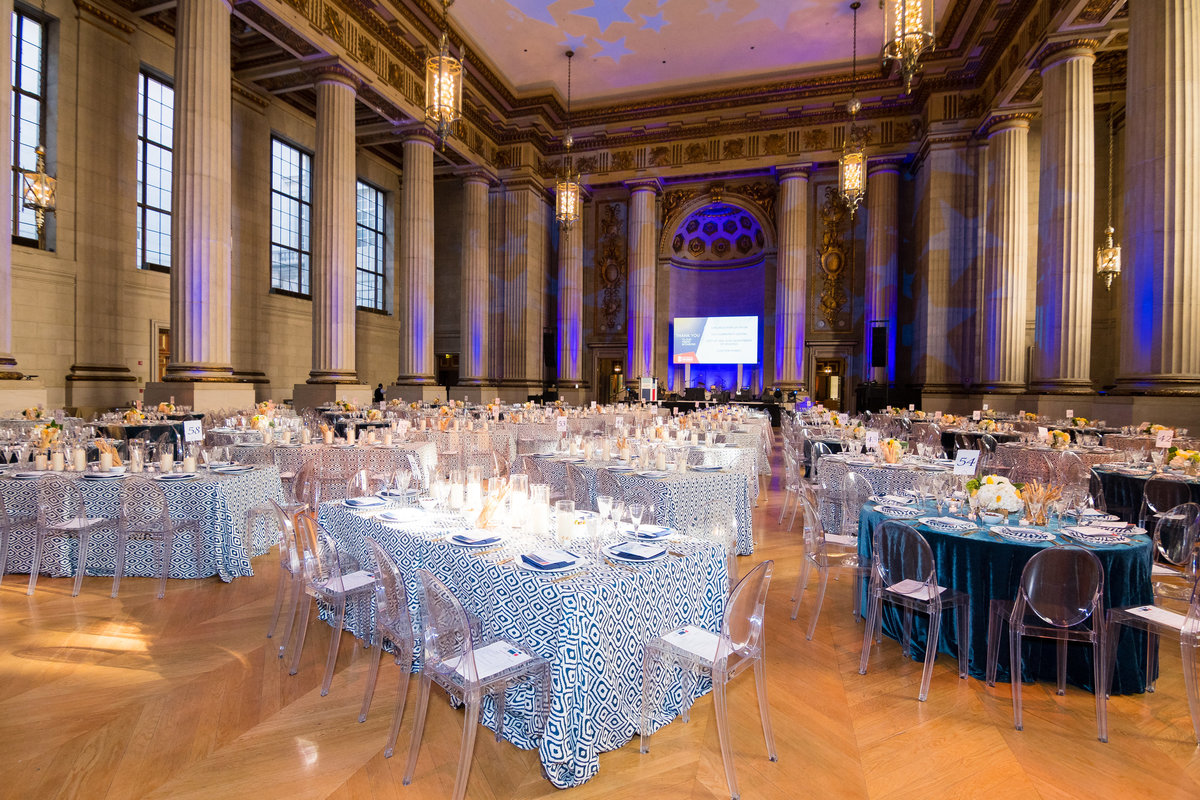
top-left (1124, 605), bottom-right (1186, 629)
top-left (454, 641), bottom-right (532, 680)
top-left (972, 410), bottom-right (981, 421)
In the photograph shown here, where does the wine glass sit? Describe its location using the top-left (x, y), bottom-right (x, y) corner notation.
top-left (1150, 449), bottom-right (1165, 472)
top-left (628, 503), bottom-right (645, 538)
top-left (596, 494), bottom-right (613, 522)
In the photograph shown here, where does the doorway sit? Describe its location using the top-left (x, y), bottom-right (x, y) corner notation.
top-left (813, 358), bottom-right (845, 412)
top-left (596, 358), bottom-right (624, 405)
top-left (154, 325), bottom-right (170, 382)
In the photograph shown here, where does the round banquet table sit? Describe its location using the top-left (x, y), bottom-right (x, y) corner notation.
top-left (815, 454), bottom-right (950, 533)
top-left (1091, 465), bottom-right (1200, 524)
top-left (857, 503), bottom-right (1153, 694)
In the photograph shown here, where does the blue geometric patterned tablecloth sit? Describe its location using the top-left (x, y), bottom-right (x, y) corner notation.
top-left (0, 467), bottom-right (284, 582)
top-left (318, 501), bottom-right (729, 788)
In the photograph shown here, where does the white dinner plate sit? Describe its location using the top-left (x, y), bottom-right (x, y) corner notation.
top-left (516, 551), bottom-right (586, 573)
top-left (993, 526), bottom-right (1055, 543)
top-left (448, 531), bottom-right (504, 548)
top-left (876, 505), bottom-right (920, 519)
top-left (377, 508), bottom-right (426, 525)
top-left (344, 496), bottom-right (387, 508)
top-left (10, 471), bottom-right (46, 479)
top-left (620, 524), bottom-right (671, 539)
top-left (603, 542), bottom-right (667, 563)
top-left (918, 516), bottom-right (976, 533)
top-left (690, 465), bottom-right (723, 472)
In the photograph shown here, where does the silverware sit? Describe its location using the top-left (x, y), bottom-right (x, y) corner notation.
top-left (550, 570), bottom-right (589, 583)
top-left (604, 557), bottom-right (636, 573)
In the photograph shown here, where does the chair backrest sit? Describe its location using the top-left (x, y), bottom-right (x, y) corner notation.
top-left (490, 450), bottom-right (510, 482)
top-left (809, 441), bottom-right (832, 471)
top-left (1014, 545), bottom-right (1103, 629)
top-left (346, 468), bottom-right (384, 498)
top-left (872, 521), bottom-right (938, 596)
top-left (291, 458), bottom-right (321, 508)
top-left (595, 467), bottom-right (623, 501)
top-left (718, 559), bottom-right (774, 664)
top-left (1010, 451), bottom-right (1053, 486)
top-left (704, 499), bottom-right (737, 546)
top-left (1143, 475), bottom-right (1193, 520)
top-left (799, 495), bottom-right (825, 555)
top-left (623, 484), bottom-right (665, 524)
top-left (1087, 467), bottom-right (1108, 512)
top-left (36, 474), bottom-right (82, 527)
top-left (405, 453), bottom-right (428, 490)
top-left (413, 567), bottom-right (479, 683)
top-left (268, 498), bottom-right (302, 574)
top-left (841, 471), bottom-right (873, 533)
top-left (294, 514), bottom-right (348, 591)
top-left (979, 434), bottom-right (998, 453)
top-left (564, 461), bottom-right (591, 509)
top-left (1053, 450), bottom-right (1088, 491)
top-left (118, 475), bottom-right (170, 530)
top-left (1153, 502), bottom-right (1200, 569)
top-left (1185, 579), bottom-right (1200, 642)
top-left (365, 537), bottom-right (413, 647)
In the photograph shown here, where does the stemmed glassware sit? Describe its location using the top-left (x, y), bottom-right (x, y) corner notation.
top-left (628, 503), bottom-right (645, 538)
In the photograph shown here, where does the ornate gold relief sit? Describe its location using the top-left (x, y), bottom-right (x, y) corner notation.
top-left (802, 129), bottom-right (829, 151)
top-left (661, 188), bottom-right (700, 228)
top-left (818, 186), bottom-right (849, 329)
top-left (728, 181), bottom-right (776, 225)
top-left (683, 142), bottom-right (706, 163)
top-left (612, 151), bottom-right (635, 171)
top-left (722, 139), bottom-right (745, 160)
top-left (649, 146), bottom-right (672, 167)
top-left (763, 133), bottom-right (787, 155)
top-left (595, 203), bottom-right (628, 335)
top-left (576, 155), bottom-right (598, 173)
top-left (321, 6), bottom-right (345, 45)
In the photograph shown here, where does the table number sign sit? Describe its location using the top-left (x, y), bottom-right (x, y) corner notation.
top-left (183, 419), bottom-right (203, 443)
top-left (1156, 428), bottom-right (1175, 448)
top-left (1065, 408), bottom-right (1074, 419)
top-left (1037, 426), bottom-right (1048, 443)
top-left (982, 403), bottom-right (989, 411)
top-left (908, 404), bottom-right (915, 411)
top-left (556, 417), bottom-right (570, 433)
top-left (934, 410), bottom-right (943, 420)
top-left (953, 450), bottom-right (981, 475)
top-left (865, 430), bottom-right (880, 451)
top-left (972, 410), bottom-right (982, 421)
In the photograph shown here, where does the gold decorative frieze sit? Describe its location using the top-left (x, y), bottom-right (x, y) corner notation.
top-left (595, 203), bottom-right (628, 335)
top-left (817, 186), bottom-right (849, 330)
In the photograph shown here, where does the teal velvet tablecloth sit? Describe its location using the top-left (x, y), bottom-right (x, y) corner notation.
top-left (857, 503), bottom-right (1154, 694)
top-left (1092, 466), bottom-right (1200, 524)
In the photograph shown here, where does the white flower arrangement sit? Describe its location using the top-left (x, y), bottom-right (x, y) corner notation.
top-left (968, 475), bottom-right (1024, 513)
top-left (22, 406), bottom-right (43, 420)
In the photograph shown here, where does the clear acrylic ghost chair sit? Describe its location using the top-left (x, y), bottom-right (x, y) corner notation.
top-left (246, 459), bottom-right (314, 557)
top-left (345, 468), bottom-right (386, 499)
top-left (792, 495), bottom-right (866, 638)
top-left (265, 498), bottom-right (305, 657)
top-left (1148, 503), bottom-right (1200, 601)
top-left (28, 475), bottom-right (109, 596)
top-left (807, 441), bottom-right (832, 483)
top-left (113, 475), bottom-right (203, 599)
top-left (291, 458), bottom-right (323, 509)
top-left (839, 471), bottom-right (873, 541)
top-left (1140, 475), bottom-right (1193, 535)
top-left (359, 538), bottom-right (415, 758)
top-left (403, 568), bottom-right (550, 800)
top-left (1106, 572), bottom-right (1200, 744)
top-left (984, 546), bottom-right (1107, 741)
top-left (778, 449), bottom-right (804, 529)
top-left (1087, 467), bottom-right (1109, 514)
top-left (0, 491), bottom-right (36, 587)
top-left (289, 514), bottom-right (380, 696)
top-left (859, 521), bottom-right (971, 701)
top-left (564, 460), bottom-right (594, 510)
top-left (1053, 450), bottom-right (1089, 495)
top-left (688, 498), bottom-right (739, 584)
top-left (639, 559), bottom-right (777, 800)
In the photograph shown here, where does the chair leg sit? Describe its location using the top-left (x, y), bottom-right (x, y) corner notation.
top-left (986, 603), bottom-right (1002, 686)
top-left (1010, 629), bottom-right (1024, 731)
top-left (1181, 638), bottom-right (1200, 746)
top-left (70, 532), bottom-right (90, 597)
top-left (956, 604), bottom-right (970, 680)
top-left (288, 596), bottom-right (313, 676)
top-left (358, 633), bottom-right (384, 723)
top-left (111, 531), bottom-right (127, 599)
top-left (157, 533), bottom-right (174, 600)
top-left (279, 577), bottom-right (303, 658)
top-left (790, 558), bottom-right (811, 616)
top-left (0, 527), bottom-right (10, 586)
top-left (1056, 637), bottom-right (1068, 696)
top-left (713, 674), bottom-right (740, 800)
top-left (383, 654), bottom-right (413, 758)
top-left (321, 598), bottom-right (348, 696)
top-left (27, 531), bottom-right (46, 595)
top-left (267, 566), bottom-right (288, 638)
top-left (805, 567), bottom-right (830, 642)
top-left (493, 685), bottom-right (507, 743)
top-left (450, 697), bottom-right (481, 800)
top-left (1147, 630), bottom-right (1160, 692)
top-left (752, 657), bottom-right (777, 761)
top-left (402, 674), bottom-right (433, 784)
top-left (639, 647), bottom-right (657, 754)
top-left (777, 490), bottom-right (790, 524)
top-left (859, 593), bottom-right (880, 675)
top-left (1093, 631), bottom-right (1108, 743)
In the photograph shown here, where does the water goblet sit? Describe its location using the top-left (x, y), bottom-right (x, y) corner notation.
top-left (628, 503), bottom-right (645, 537)
top-left (596, 494), bottom-right (614, 522)
top-left (1150, 449), bottom-right (1165, 472)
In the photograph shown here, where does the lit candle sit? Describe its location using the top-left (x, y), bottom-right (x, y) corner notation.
top-left (50, 451), bottom-right (64, 472)
top-left (73, 448), bottom-right (87, 472)
top-left (160, 453), bottom-right (174, 473)
top-left (99, 452), bottom-right (112, 473)
top-left (182, 455), bottom-right (197, 473)
top-left (301, 428), bottom-right (312, 445)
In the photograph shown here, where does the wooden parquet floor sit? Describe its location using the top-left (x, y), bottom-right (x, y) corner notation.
top-left (3, 447), bottom-right (1200, 800)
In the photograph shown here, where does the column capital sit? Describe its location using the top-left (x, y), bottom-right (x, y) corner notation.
top-left (775, 164), bottom-right (811, 182)
top-left (978, 112), bottom-right (1034, 139)
top-left (625, 178), bottom-right (662, 195)
top-left (397, 126), bottom-right (438, 149)
top-left (867, 157), bottom-right (906, 176)
top-left (309, 63), bottom-right (361, 92)
top-left (459, 167), bottom-right (498, 187)
top-left (1034, 39), bottom-right (1099, 73)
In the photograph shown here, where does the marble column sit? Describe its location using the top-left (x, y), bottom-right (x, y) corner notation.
top-left (557, 218), bottom-right (584, 385)
top-left (1032, 42), bottom-right (1097, 394)
top-left (502, 179), bottom-right (549, 393)
top-left (1118, 0), bottom-right (1200, 393)
top-left (308, 70), bottom-right (359, 384)
top-left (977, 116), bottom-right (1031, 392)
top-left (774, 167), bottom-right (808, 390)
top-left (627, 179), bottom-right (660, 381)
top-left (913, 137), bottom-right (980, 393)
top-left (459, 172), bottom-right (491, 386)
top-left (165, 0), bottom-right (234, 381)
top-left (865, 161), bottom-right (901, 383)
top-left (396, 132), bottom-right (438, 393)
top-left (66, 5), bottom-right (138, 407)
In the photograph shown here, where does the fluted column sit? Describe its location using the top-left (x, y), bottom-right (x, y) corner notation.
top-left (166, 0), bottom-right (233, 380)
top-left (0, 0), bottom-right (12, 379)
top-left (502, 179), bottom-right (548, 388)
top-left (865, 161), bottom-right (901, 383)
top-left (309, 70), bottom-right (358, 383)
top-left (627, 179), bottom-right (660, 381)
top-left (774, 167), bottom-right (808, 390)
top-left (1032, 42), bottom-right (1097, 393)
top-left (557, 220), bottom-right (584, 383)
top-left (977, 116), bottom-right (1031, 392)
top-left (397, 132), bottom-right (436, 385)
top-left (460, 172), bottom-right (491, 385)
top-left (1118, 0), bottom-right (1200, 393)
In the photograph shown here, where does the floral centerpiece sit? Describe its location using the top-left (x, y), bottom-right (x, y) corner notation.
top-left (256, 400), bottom-right (275, 417)
top-left (124, 408), bottom-right (145, 424)
top-left (1023, 411), bottom-right (1039, 421)
top-left (333, 399), bottom-right (357, 413)
top-left (408, 401), bottom-right (421, 410)
top-left (157, 402), bottom-right (176, 414)
top-left (1138, 422), bottom-right (1172, 436)
top-left (879, 438), bottom-right (905, 464)
top-left (366, 408), bottom-right (383, 421)
top-left (978, 418), bottom-right (997, 432)
top-left (850, 422), bottom-right (867, 440)
top-left (1071, 416), bottom-right (1089, 427)
top-left (1167, 446), bottom-right (1200, 472)
top-left (941, 414), bottom-right (957, 426)
top-left (1050, 430), bottom-right (1071, 449)
top-left (966, 475), bottom-right (1025, 514)
top-left (250, 414), bottom-right (273, 430)
top-left (912, 409), bottom-right (927, 420)
top-left (31, 420), bottom-right (62, 450)
top-left (22, 406), bottom-right (44, 420)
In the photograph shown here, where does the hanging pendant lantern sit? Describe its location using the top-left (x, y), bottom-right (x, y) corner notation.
top-left (838, 2), bottom-right (866, 217)
top-left (883, 0), bottom-right (935, 94)
top-left (555, 50), bottom-right (582, 230)
top-left (1096, 103), bottom-right (1122, 291)
top-left (425, 0), bottom-right (463, 148)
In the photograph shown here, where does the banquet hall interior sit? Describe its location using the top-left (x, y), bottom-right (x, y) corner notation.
top-left (2, 0), bottom-right (1200, 797)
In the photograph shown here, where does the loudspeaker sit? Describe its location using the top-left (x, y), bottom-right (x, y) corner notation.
top-left (871, 327), bottom-right (887, 368)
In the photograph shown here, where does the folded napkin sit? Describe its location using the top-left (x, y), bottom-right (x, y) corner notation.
top-left (610, 542), bottom-right (665, 560)
top-left (345, 496), bottom-right (385, 507)
top-left (924, 516), bottom-right (973, 529)
top-left (623, 524), bottom-right (670, 539)
top-left (520, 549), bottom-right (576, 570)
top-left (1066, 525), bottom-right (1121, 537)
top-left (873, 494), bottom-right (914, 505)
top-left (452, 532), bottom-right (502, 546)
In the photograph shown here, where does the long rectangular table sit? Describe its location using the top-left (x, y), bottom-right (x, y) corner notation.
top-left (0, 466), bottom-right (285, 581)
top-left (318, 501), bottom-right (729, 788)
